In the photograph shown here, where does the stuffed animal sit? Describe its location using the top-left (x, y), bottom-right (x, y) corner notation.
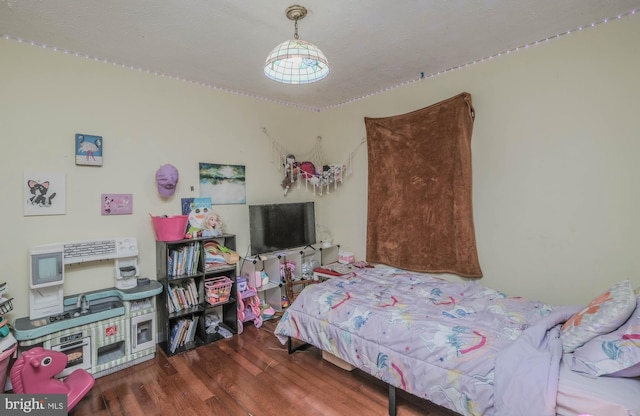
top-left (281, 154), bottom-right (298, 195)
top-left (280, 154), bottom-right (321, 195)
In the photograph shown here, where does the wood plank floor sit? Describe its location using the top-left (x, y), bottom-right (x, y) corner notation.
top-left (71, 319), bottom-right (457, 416)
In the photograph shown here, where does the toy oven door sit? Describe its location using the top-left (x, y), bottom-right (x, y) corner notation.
top-left (131, 312), bottom-right (156, 354)
top-left (50, 335), bottom-right (92, 377)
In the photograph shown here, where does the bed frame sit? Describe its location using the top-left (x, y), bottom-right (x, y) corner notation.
top-left (287, 336), bottom-right (424, 416)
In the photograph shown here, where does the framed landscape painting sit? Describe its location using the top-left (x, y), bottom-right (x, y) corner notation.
top-left (199, 163), bottom-right (246, 205)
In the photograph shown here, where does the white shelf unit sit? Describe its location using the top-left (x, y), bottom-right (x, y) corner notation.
top-left (240, 244), bottom-right (339, 313)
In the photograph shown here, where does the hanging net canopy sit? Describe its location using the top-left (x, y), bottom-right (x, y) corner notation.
top-left (262, 128), bottom-right (365, 196)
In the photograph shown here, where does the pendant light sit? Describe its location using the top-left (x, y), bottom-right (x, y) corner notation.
top-left (264, 5), bottom-right (329, 84)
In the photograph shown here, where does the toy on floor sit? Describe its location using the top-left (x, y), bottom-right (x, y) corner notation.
top-left (10, 347), bottom-right (95, 411)
top-left (261, 300), bottom-right (275, 319)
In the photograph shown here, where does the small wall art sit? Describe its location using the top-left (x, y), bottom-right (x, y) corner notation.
top-left (24, 172), bottom-right (66, 216)
top-left (102, 193), bottom-right (133, 215)
top-left (199, 163), bottom-right (246, 205)
top-left (75, 133), bottom-right (103, 166)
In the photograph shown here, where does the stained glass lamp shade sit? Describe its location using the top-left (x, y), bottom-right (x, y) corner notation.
top-left (264, 39), bottom-right (329, 84)
top-left (264, 5), bottom-right (329, 85)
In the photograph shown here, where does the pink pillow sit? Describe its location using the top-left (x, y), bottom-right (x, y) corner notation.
top-left (560, 280), bottom-right (636, 353)
top-left (569, 296), bottom-right (640, 377)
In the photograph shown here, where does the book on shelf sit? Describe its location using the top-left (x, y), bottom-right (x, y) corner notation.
top-left (187, 279), bottom-right (198, 304)
top-left (179, 320), bottom-right (190, 346)
top-left (167, 242), bottom-right (201, 278)
top-left (177, 286), bottom-right (187, 308)
top-left (186, 315), bottom-right (198, 344)
top-left (192, 247), bottom-right (201, 274)
top-left (170, 319), bottom-right (186, 353)
top-left (169, 315), bottom-right (200, 353)
top-left (184, 242), bottom-right (201, 275)
top-left (167, 287), bottom-right (179, 313)
top-left (168, 278), bottom-right (198, 312)
top-left (169, 321), bottom-right (181, 353)
top-left (167, 255), bottom-right (174, 278)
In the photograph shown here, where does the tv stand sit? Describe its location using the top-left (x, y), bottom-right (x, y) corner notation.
top-left (240, 243), bottom-right (339, 317)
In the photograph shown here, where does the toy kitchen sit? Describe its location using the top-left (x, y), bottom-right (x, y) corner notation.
top-left (13, 237), bottom-right (163, 379)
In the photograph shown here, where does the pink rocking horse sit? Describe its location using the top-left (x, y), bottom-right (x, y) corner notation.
top-left (10, 347), bottom-right (95, 411)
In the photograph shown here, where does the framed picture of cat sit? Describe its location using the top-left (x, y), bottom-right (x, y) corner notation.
top-left (23, 172), bottom-right (66, 216)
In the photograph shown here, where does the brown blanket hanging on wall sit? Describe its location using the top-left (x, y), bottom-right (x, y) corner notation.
top-left (365, 92), bottom-right (482, 278)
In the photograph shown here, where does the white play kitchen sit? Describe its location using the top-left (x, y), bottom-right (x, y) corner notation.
top-left (13, 238), bottom-right (163, 379)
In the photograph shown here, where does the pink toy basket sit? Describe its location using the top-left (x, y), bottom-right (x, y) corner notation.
top-left (151, 214), bottom-right (188, 241)
top-left (205, 276), bottom-right (233, 306)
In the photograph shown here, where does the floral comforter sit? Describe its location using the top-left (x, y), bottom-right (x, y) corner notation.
top-left (274, 267), bottom-right (566, 416)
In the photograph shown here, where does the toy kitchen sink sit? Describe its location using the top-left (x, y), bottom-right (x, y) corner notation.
top-left (44, 294), bottom-right (124, 327)
top-left (14, 281), bottom-right (163, 379)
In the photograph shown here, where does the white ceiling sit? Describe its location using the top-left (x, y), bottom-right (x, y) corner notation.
top-left (1, 1), bottom-right (639, 111)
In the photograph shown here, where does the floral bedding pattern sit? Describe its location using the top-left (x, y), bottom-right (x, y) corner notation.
top-left (274, 267), bottom-right (554, 416)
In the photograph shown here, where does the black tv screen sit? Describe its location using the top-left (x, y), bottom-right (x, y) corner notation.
top-left (249, 202), bottom-right (316, 255)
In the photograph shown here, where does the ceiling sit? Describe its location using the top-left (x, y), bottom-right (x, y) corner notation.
top-left (1, 1), bottom-right (638, 111)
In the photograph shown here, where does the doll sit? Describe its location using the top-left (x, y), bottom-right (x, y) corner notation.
top-left (201, 211), bottom-right (224, 237)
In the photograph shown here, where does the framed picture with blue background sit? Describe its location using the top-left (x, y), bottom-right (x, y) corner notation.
top-left (75, 133), bottom-right (103, 166)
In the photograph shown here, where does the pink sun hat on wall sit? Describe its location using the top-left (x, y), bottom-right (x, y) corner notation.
top-left (155, 164), bottom-right (179, 197)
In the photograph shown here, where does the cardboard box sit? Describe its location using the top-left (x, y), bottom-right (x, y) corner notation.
top-left (322, 350), bottom-right (355, 371)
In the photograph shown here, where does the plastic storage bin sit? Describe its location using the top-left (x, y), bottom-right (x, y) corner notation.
top-left (151, 215), bottom-right (188, 242)
top-left (204, 276), bottom-right (233, 306)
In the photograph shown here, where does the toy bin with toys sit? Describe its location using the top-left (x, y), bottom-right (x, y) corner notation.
top-left (205, 276), bottom-right (233, 306)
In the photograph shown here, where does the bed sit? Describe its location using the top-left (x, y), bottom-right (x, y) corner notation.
top-left (274, 267), bottom-right (640, 416)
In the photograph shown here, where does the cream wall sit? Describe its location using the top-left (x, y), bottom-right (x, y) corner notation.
top-left (0, 39), bottom-right (321, 320)
top-left (1, 13), bottom-right (639, 321)
top-left (317, 13), bottom-right (640, 306)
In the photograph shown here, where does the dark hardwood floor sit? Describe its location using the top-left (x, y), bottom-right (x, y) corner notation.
top-left (71, 319), bottom-right (455, 416)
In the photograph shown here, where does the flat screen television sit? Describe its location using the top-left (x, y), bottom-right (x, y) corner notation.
top-left (249, 202), bottom-right (316, 255)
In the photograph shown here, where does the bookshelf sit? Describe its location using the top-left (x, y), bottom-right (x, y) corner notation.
top-left (156, 234), bottom-right (237, 356)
